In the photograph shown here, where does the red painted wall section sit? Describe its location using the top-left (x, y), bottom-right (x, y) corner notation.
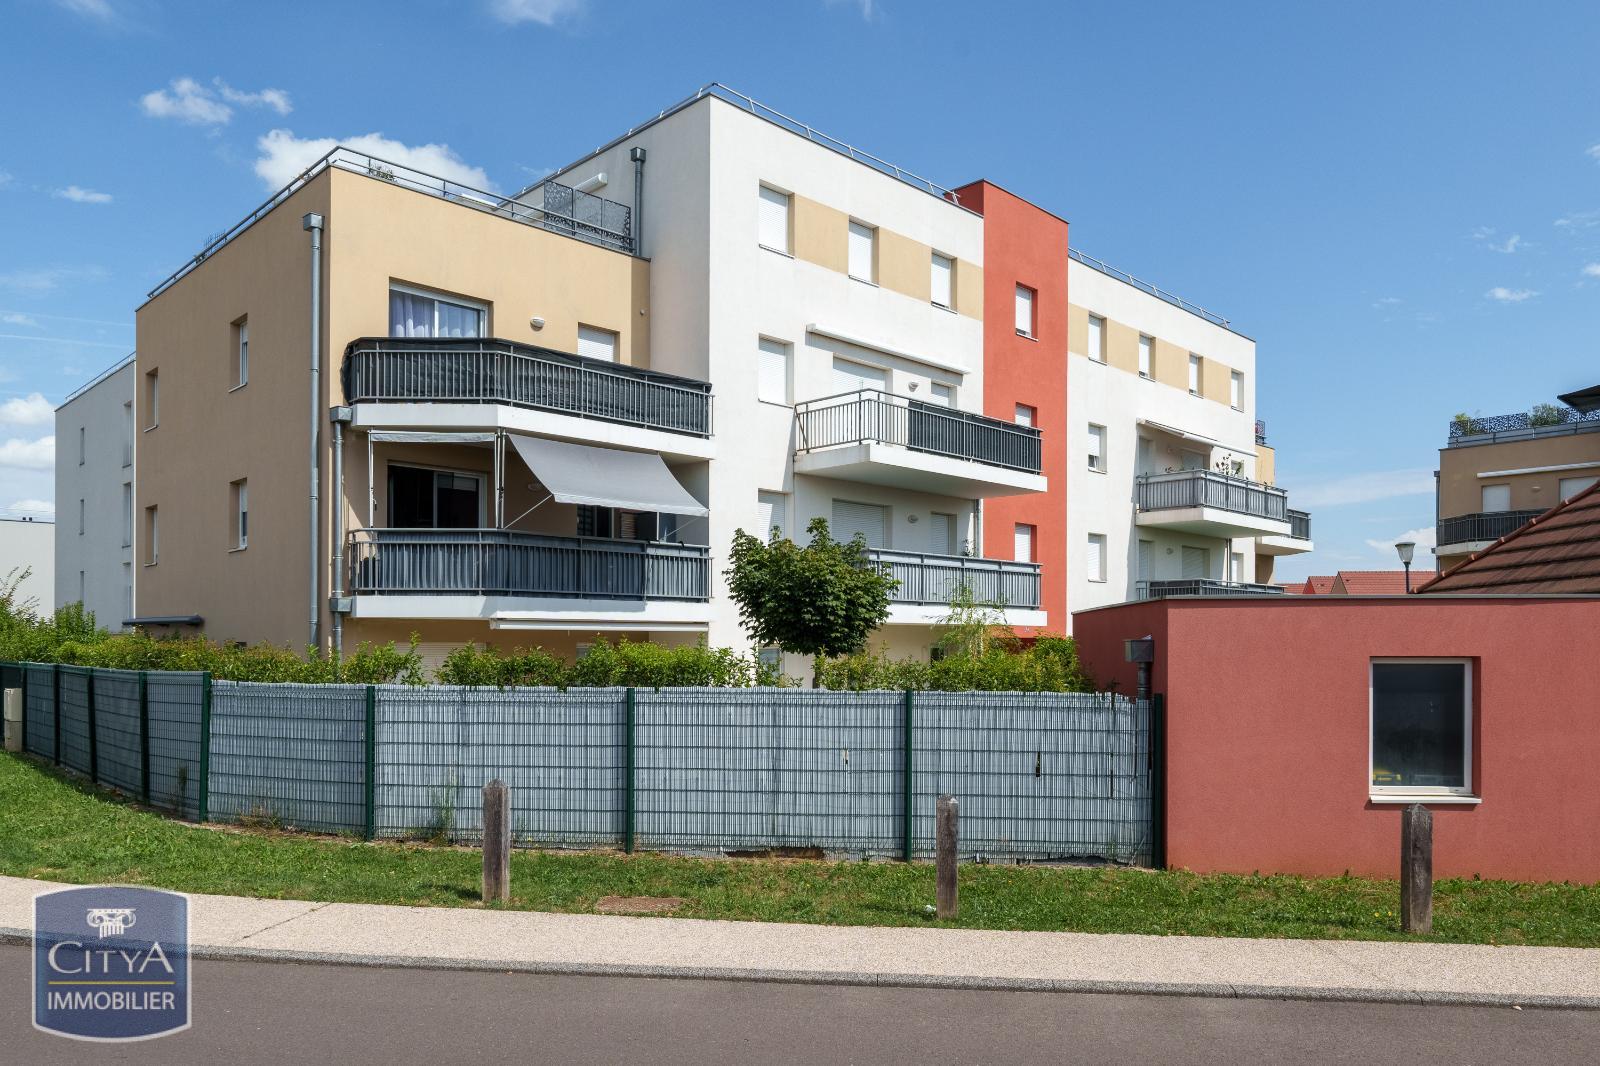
top-left (953, 181), bottom-right (1069, 635)
top-left (1075, 597), bottom-right (1600, 883)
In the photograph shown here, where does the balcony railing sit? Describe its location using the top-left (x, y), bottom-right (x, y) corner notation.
top-left (348, 529), bottom-right (710, 601)
top-left (1447, 406), bottom-right (1600, 446)
top-left (1288, 509), bottom-right (1312, 540)
top-left (867, 548), bottom-right (1041, 610)
top-left (1136, 469), bottom-right (1288, 522)
top-left (794, 390), bottom-right (1043, 474)
top-left (1255, 419), bottom-right (1267, 446)
top-left (1436, 510), bottom-right (1543, 548)
top-left (342, 337), bottom-right (712, 438)
top-left (1137, 579), bottom-right (1286, 599)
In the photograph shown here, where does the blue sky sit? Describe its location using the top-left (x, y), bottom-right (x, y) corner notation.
top-left (3, 0), bottom-right (1597, 579)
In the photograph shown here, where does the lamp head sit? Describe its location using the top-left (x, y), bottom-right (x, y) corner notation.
top-left (1395, 540), bottom-right (1416, 566)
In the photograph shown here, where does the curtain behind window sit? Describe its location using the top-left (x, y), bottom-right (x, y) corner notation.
top-left (436, 301), bottom-right (483, 338)
top-left (390, 291), bottom-right (433, 337)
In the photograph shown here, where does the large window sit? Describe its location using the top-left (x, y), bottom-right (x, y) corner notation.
top-left (388, 286), bottom-right (486, 338)
top-left (1370, 660), bottom-right (1472, 798)
top-left (388, 465), bottom-right (482, 529)
top-left (758, 184), bottom-right (791, 254)
top-left (1015, 284), bottom-right (1035, 338)
top-left (1087, 314), bottom-right (1105, 362)
top-left (831, 499), bottom-right (888, 550)
top-left (930, 252), bottom-right (954, 309)
top-left (848, 221), bottom-right (877, 283)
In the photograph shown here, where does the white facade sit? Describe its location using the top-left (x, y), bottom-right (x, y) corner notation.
top-left (0, 515), bottom-right (54, 615)
top-left (54, 358), bottom-right (136, 627)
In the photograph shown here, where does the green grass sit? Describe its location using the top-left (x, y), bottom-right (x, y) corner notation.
top-left (4, 753), bottom-right (1598, 946)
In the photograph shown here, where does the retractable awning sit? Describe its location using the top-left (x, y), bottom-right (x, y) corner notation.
top-left (507, 435), bottom-right (708, 516)
top-left (1138, 418), bottom-right (1256, 456)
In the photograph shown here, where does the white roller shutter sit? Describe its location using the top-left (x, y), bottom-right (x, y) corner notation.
top-left (1013, 523), bottom-right (1034, 563)
top-left (1137, 539), bottom-right (1154, 579)
top-left (1188, 353), bottom-right (1201, 393)
top-left (757, 338), bottom-right (789, 404)
top-left (758, 185), bottom-right (790, 252)
top-left (1087, 533), bottom-right (1105, 582)
top-left (1138, 335), bottom-right (1152, 377)
top-left (928, 383), bottom-right (953, 407)
top-left (1181, 546), bottom-right (1209, 579)
top-left (1230, 551), bottom-right (1245, 582)
top-left (1559, 475), bottom-right (1598, 499)
top-left (930, 253), bottom-right (953, 308)
top-left (1015, 285), bottom-right (1034, 336)
top-left (578, 325), bottom-right (617, 363)
top-left (832, 357), bottom-right (888, 393)
top-left (757, 491), bottom-right (786, 542)
top-left (1088, 315), bottom-right (1104, 361)
top-left (1481, 484), bottom-right (1511, 512)
top-left (928, 513), bottom-right (956, 555)
top-left (1015, 404), bottom-right (1034, 428)
top-left (831, 499), bottom-right (887, 549)
top-left (1087, 424), bottom-right (1104, 470)
top-left (848, 221), bottom-right (875, 280)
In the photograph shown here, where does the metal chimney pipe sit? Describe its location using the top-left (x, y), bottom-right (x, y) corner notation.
top-left (629, 146), bottom-right (646, 256)
top-left (303, 212), bottom-right (326, 651)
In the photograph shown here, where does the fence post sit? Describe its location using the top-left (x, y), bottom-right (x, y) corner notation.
top-left (482, 779), bottom-right (510, 903)
top-left (902, 689), bottom-right (915, 863)
top-left (138, 671), bottom-right (150, 804)
top-left (1150, 693), bottom-right (1167, 870)
top-left (936, 794), bottom-right (959, 919)
top-left (623, 687), bottom-right (636, 854)
top-left (197, 671), bottom-right (213, 823)
top-left (86, 668), bottom-right (99, 785)
top-left (17, 663), bottom-right (27, 756)
top-left (363, 685), bottom-right (377, 841)
top-left (52, 663), bottom-right (61, 766)
top-left (1401, 804), bottom-right (1433, 934)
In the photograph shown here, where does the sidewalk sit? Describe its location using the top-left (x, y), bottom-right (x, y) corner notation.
top-left (3, 874), bottom-right (1596, 1008)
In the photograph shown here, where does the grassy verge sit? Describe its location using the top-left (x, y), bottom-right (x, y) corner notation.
top-left (3, 754), bottom-right (1598, 946)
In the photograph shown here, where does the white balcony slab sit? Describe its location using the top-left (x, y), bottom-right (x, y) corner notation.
top-left (351, 403), bottom-right (715, 461)
top-left (883, 603), bottom-right (1047, 628)
top-left (1136, 505), bottom-right (1290, 539)
top-left (794, 442), bottom-right (1047, 498)
top-left (350, 594), bottom-right (712, 630)
top-left (1256, 534), bottom-right (1315, 556)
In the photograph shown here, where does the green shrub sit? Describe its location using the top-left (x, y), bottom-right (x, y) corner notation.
top-left (439, 639), bottom-right (790, 690)
top-left (817, 634), bottom-right (1095, 693)
top-left (1529, 403), bottom-right (1570, 428)
top-left (435, 644), bottom-right (565, 687)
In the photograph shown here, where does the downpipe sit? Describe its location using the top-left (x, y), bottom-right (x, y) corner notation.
top-left (330, 408), bottom-right (350, 658)
top-left (303, 213), bottom-right (325, 651)
top-left (629, 146), bottom-right (645, 255)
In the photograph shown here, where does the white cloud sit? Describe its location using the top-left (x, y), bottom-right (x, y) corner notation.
top-left (53, 185), bottom-right (113, 204)
top-left (487, 0), bottom-right (586, 24)
top-left (6, 498), bottom-right (55, 516)
top-left (1293, 469), bottom-right (1436, 508)
top-left (825, 0), bottom-right (880, 18)
top-left (0, 266), bottom-right (105, 293)
top-left (0, 312), bottom-right (38, 327)
top-left (0, 436), bottom-right (54, 471)
top-left (1492, 234), bottom-right (1521, 254)
top-left (254, 129), bottom-right (494, 191)
top-left (1583, 263), bottom-right (1600, 278)
top-left (1372, 296), bottom-right (1402, 308)
top-left (1365, 525), bottom-right (1437, 559)
top-left (54, 0), bottom-right (116, 21)
top-left (1555, 209), bottom-right (1600, 228)
top-left (0, 171), bottom-right (13, 189)
top-left (0, 393), bottom-right (53, 427)
top-left (1588, 144), bottom-right (1600, 163)
top-left (1471, 227), bottom-right (1523, 253)
top-left (1485, 286), bottom-right (1537, 303)
top-left (141, 77), bottom-right (291, 126)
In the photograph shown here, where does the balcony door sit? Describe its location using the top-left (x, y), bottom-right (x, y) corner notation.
top-left (833, 357), bottom-right (888, 395)
top-left (926, 512), bottom-right (957, 555)
top-left (831, 499), bottom-right (887, 549)
top-left (1181, 545), bottom-right (1209, 580)
top-left (388, 464), bottom-right (483, 529)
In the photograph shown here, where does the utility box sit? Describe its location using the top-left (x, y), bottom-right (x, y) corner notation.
top-left (2, 688), bottom-right (21, 753)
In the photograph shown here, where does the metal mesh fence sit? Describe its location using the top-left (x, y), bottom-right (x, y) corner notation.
top-left (145, 672), bottom-right (205, 820)
top-left (22, 664), bottom-right (56, 760)
top-left (56, 667), bottom-right (92, 775)
top-left (89, 670), bottom-right (142, 798)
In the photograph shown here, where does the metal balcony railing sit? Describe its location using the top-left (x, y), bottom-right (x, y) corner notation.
top-left (1137, 579), bottom-right (1286, 599)
top-left (342, 337), bottom-right (713, 437)
top-left (1136, 469), bottom-right (1289, 522)
top-left (348, 529), bottom-right (710, 601)
top-left (1255, 419), bottom-right (1267, 446)
top-left (1289, 509), bottom-right (1312, 540)
top-left (866, 548), bottom-right (1041, 609)
top-left (794, 389), bottom-right (1043, 474)
top-left (1436, 510), bottom-right (1543, 548)
top-left (1446, 406), bottom-right (1600, 446)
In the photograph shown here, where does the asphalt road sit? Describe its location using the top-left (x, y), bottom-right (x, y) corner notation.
top-left (4, 942), bottom-right (1597, 1064)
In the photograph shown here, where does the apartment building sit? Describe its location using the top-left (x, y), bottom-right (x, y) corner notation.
top-left (1, 510), bottom-right (54, 615)
top-left (1435, 383), bottom-right (1600, 570)
top-left (53, 355), bottom-right (136, 626)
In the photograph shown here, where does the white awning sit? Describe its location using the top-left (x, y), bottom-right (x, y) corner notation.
top-left (507, 435), bottom-right (708, 516)
top-left (367, 430), bottom-right (497, 444)
top-left (1138, 418), bottom-right (1256, 457)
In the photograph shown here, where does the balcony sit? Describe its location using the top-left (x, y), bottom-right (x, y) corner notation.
top-left (1435, 510), bottom-right (1543, 556)
top-left (1135, 469), bottom-right (1291, 538)
top-left (793, 389), bottom-right (1047, 498)
top-left (1137, 579), bottom-right (1286, 599)
top-left (342, 337), bottom-right (715, 459)
top-left (867, 548), bottom-right (1046, 627)
top-left (1258, 508), bottom-right (1315, 556)
top-left (346, 528), bottom-right (712, 630)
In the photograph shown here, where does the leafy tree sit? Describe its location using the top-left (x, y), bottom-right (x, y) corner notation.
top-left (1529, 403), bottom-right (1570, 428)
top-left (934, 581), bottom-right (1012, 659)
top-left (724, 517), bottom-right (896, 662)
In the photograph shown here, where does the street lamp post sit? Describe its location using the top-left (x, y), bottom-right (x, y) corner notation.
top-left (1395, 540), bottom-right (1416, 593)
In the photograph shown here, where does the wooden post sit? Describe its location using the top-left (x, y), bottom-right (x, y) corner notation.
top-left (1400, 803), bottom-right (1433, 934)
top-left (482, 779), bottom-right (510, 904)
top-left (935, 794), bottom-right (959, 920)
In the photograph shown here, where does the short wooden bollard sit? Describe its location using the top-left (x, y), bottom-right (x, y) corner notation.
top-left (482, 779), bottom-right (510, 904)
top-left (1400, 803), bottom-right (1432, 934)
top-left (935, 794), bottom-right (959, 920)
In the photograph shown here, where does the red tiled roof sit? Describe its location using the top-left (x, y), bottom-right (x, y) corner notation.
top-left (1416, 480), bottom-right (1600, 594)
top-left (1303, 576), bottom-right (1336, 595)
top-left (1330, 571), bottom-right (1433, 595)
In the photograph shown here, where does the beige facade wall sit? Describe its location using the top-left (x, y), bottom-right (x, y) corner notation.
top-left (793, 194), bottom-right (848, 273)
top-left (1257, 443), bottom-right (1276, 485)
top-left (877, 229), bottom-right (931, 302)
top-left (953, 259), bottom-right (983, 319)
top-left (1437, 433), bottom-right (1600, 518)
top-left (1067, 302), bottom-right (1248, 410)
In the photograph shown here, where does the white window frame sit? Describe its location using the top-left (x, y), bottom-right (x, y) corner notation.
top-left (78, 426), bottom-right (85, 465)
top-left (758, 490), bottom-right (789, 543)
top-left (389, 282), bottom-right (488, 339)
top-left (234, 317), bottom-right (249, 389)
top-left (930, 251), bottom-right (954, 310)
top-left (1480, 484), bottom-right (1511, 513)
top-left (928, 382), bottom-right (954, 407)
top-left (1188, 354), bottom-right (1202, 396)
top-left (144, 505), bottom-right (158, 566)
top-left (1014, 403), bottom-right (1035, 428)
top-left (1013, 522), bottom-right (1035, 563)
top-left (1230, 369), bottom-right (1243, 410)
top-left (758, 184), bottom-right (792, 255)
top-left (387, 462), bottom-right (489, 529)
top-left (848, 220), bottom-right (877, 284)
top-left (756, 336), bottom-right (792, 406)
top-left (232, 479), bottom-right (249, 550)
top-left (1087, 532), bottom-right (1107, 582)
top-left (144, 370), bottom-right (159, 430)
top-left (1015, 284), bottom-right (1035, 338)
top-left (1087, 423), bottom-right (1106, 472)
top-left (1087, 314), bottom-right (1105, 363)
top-left (1138, 335), bottom-right (1153, 379)
top-left (1559, 475), bottom-right (1599, 499)
top-left (577, 324), bottom-right (619, 364)
top-left (1368, 658), bottom-right (1476, 802)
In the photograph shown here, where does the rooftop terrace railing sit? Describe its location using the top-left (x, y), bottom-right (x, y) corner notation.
top-left (1069, 248), bottom-right (1240, 333)
top-left (1288, 509), bottom-right (1312, 541)
top-left (1447, 406), bottom-right (1600, 445)
top-left (794, 389), bottom-right (1043, 474)
top-left (1436, 509), bottom-right (1543, 548)
top-left (1136, 469), bottom-right (1289, 522)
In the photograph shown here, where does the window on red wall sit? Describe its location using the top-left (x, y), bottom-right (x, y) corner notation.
top-left (1369, 659), bottom-right (1474, 801)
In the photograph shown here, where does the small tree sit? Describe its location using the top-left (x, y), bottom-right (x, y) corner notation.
top-left (724, 517), bottom-right (896, 664)
top-left (934, 582), bottom-right (1012, 659)
top-left (1529, 403), bottom-right (1570, 428)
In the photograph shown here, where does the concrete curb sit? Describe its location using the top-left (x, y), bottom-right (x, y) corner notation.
top-left (3, 926), bottom-right (1591, 1011)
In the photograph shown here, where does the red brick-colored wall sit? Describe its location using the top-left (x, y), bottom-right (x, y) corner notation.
top-left (953, 181), bottom-right (1069, 635)
top-left (1074, 597), bottom-right (1600, 883)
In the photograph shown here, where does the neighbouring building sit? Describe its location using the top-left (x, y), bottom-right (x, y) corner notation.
top-left (1435, 382), bottom-right (1600, 571)
top-left (53, 355), bottom-right (136, 626)
top-left (0, 510), bottom-right (54, 615)
top-left (1418, 479), bottom-right (1600, 594)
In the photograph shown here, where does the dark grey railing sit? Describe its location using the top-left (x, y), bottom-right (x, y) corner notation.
top-left (342, 337), bottom-right (712, 437)
top-left (1136, 470), bottom-right (1288, 522)
top-left (866, 549), bottom-right (1041, 609)
top-left (1447, 406), bottom-right (1600, 446)
top-left (1255, 419), bottom-right (1267, 446)
top-left (1137, 580), bottom-right (1285, 599)
top-left (794, 390), bottom-right (1043, 474)
top-left (1289, 509), bottom-right (1312, 540)
top-left (348, 529), bottom-right (710, 601)
top-left (1436, 510), bottom-right (1542, 548)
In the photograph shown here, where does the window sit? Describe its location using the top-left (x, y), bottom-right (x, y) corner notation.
top-left (757, 337), bottom-right (791, 405)
top-left (1230, 370), bottom-right (1244, 410)
top-left (144, 506), bottom-right (158, 565)
top-left (122, 402), bottom-right (133, 466)
top-left (1014, 403), bottom-right (1035, 428)
top-left (1013, 523), bottom-right (1035, 563)
top-left (757, 491), bottom-right (789, 543)
top-left (930, 252), bottom-right (954, 309)
top-left (1137, 539), bottom-right (1154, 579)
top-left (831, 499), bottom-right (888, 549)
top-left (121, 483), bottom-right (133, 548)
top-left (758, 647), bottom-right (782, 671)
top-left (1480, 484), bottom-right (1511, 513)
top-left (234, 316), bottom-right (249, 388)
top-left (1087, 314), bottom-right (1105, 362)
top-left (1138, 335), bottom-right (1153, 378)
top-left (388, 465), bottom-right (483, 529)
top-left (848, 221), bottom-right (877, 282)
top-left (78, 498), bottom-right (85, 535)
top-left (758, 184), bottom-right (791, 254)
top-left (1188, 354), bottom-right (1201, 395)
top-left (144, 370), bottom-right (159, 429)
top-left (1370, 660), bottom-right (1472, 798)
top-left (388, 285), bottom-right (486, 338)
top-left (1087, 533), bottom-right (1107, 582)
top-left (927, 512), bottom-right (957, 555)
top-left (1230, 550), bottom-right (1245, 582)
top-left (78, 426), bottom-right (85, 465)
top-left (1087, 423), bottom-right (1106, 472)
top-left (1137, 436), bottom-right (1153, 474)
top-left (928, 382), bottom-right (953, 407)
top-left (232, 479), bottom-right (249, 550)
top-left (577, 325), bottom-right (618, 363)
top-left (832, 357), bottom-right (888, 393)
top-left (1181, 545), bottom-right (1209, 579)
top-left (1180, 449), bottom-right (1206, 471)
top-left (1015, 284), bottom-right (1035, 337)
top-left (1559, 475), bottom-right (1598, 499)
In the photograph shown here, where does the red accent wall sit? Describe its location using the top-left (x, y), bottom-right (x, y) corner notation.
top-left (953, 181), bottom-right (1069, 634)
top-left (1074, 597), bottom-right (1600, 883)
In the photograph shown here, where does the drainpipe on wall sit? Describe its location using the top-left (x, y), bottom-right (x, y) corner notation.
top-left (329, 407), bottom-right (352, 658)
top-left (303, 212), bottom-right (326, 651)
top-left (629, 147), bottom-right (646, 256)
